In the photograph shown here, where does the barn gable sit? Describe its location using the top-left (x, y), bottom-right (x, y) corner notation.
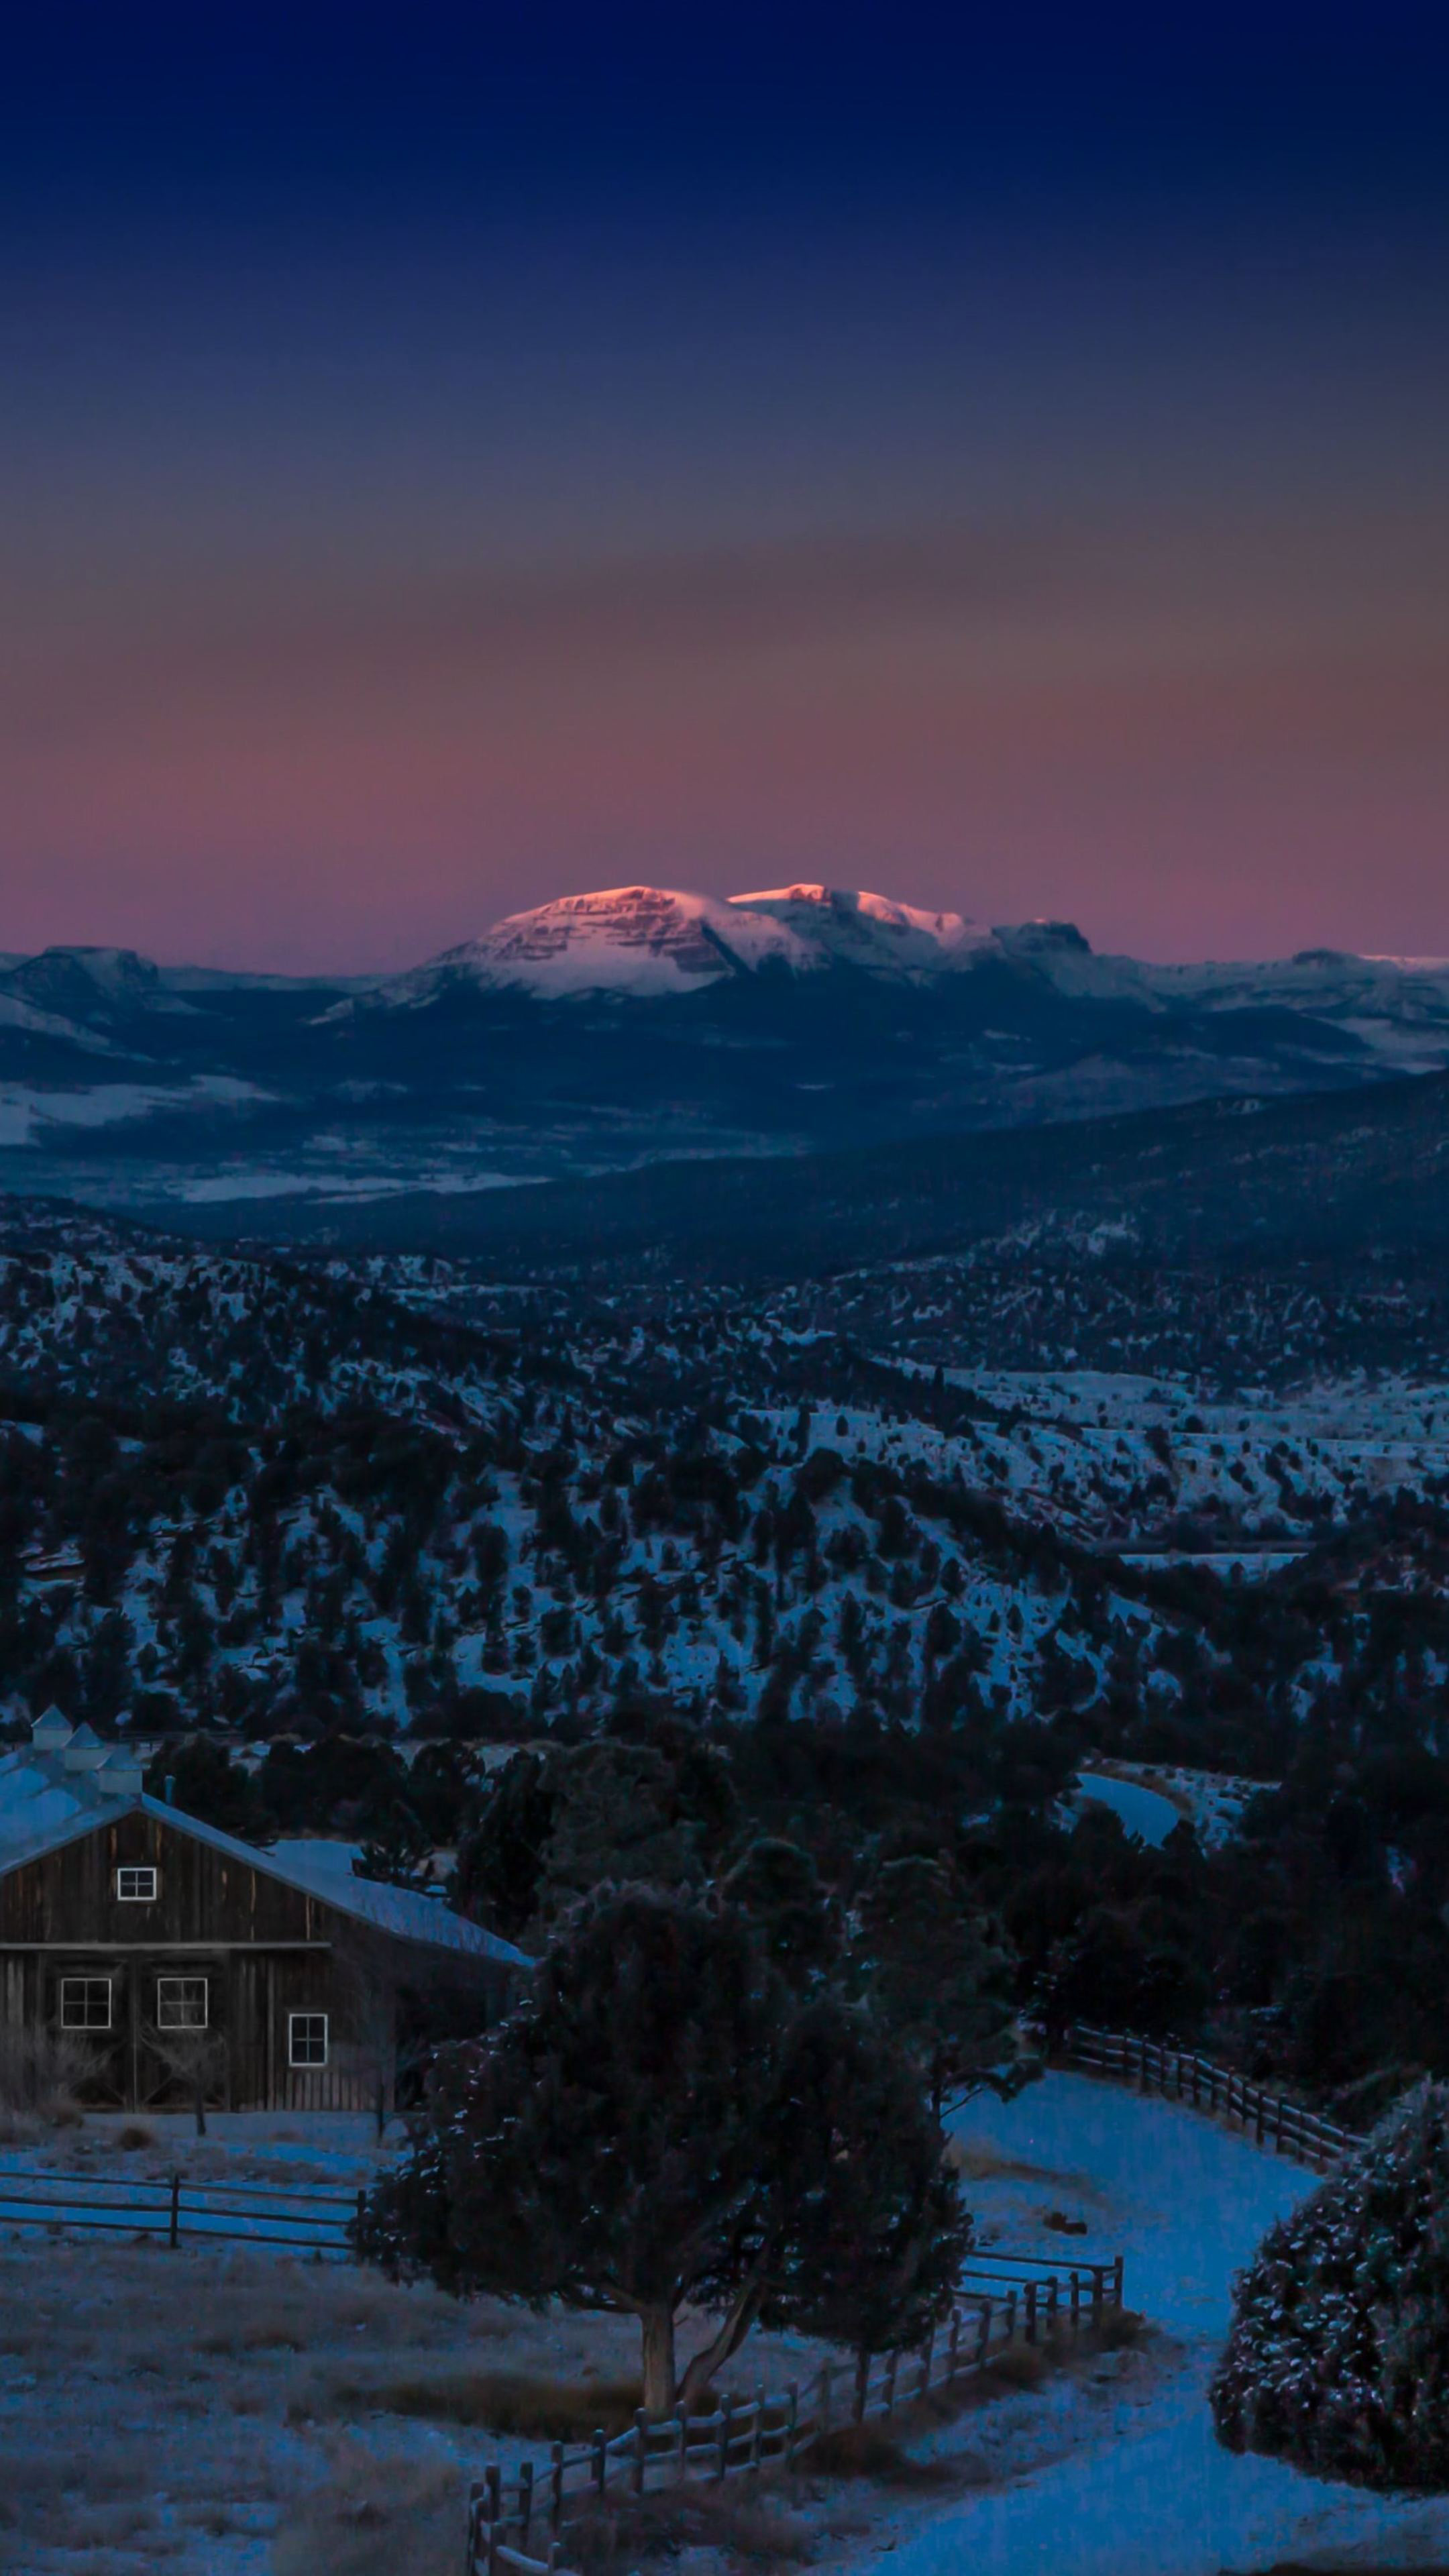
top-left (0, 1715), bottom-right (527, 2112)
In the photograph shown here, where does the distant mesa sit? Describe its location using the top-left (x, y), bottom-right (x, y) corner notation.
top-left (0, 945), bottom-right (196, 1030)
top-left (323, 881), bottom-right (1077, 1015)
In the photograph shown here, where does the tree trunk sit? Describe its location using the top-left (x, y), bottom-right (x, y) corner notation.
top-left (194, 2082), bottom-right (207, 2139)
top-left (639, 2305), bottom-right (678, 2418)
top-left (676, 2276), bottom-right (765, 2416)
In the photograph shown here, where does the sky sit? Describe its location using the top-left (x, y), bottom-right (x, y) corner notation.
top-left (2, 2), bottom-right (1448, 973)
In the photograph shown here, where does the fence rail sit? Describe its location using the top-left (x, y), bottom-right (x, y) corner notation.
top-left (1062, 2023), bottom-right (1354, 2167)
top-left (466, 2251), bottom-right (1126, 2575)
top-left (0, 2164), bottom-right (360, 2255)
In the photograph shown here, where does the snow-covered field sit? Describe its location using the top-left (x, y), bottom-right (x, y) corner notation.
top-left (7, 2079), bottom-right (1449, 2573)
top-left (886, 2074), bottom-right (1449, 2576)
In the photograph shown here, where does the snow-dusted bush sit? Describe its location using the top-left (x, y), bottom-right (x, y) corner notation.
top-left (1212, 2080), bottom-right (1449, 2491)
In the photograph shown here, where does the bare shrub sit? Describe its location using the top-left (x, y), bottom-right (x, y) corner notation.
top-left (147, 2023), bottom-right (227, 2136)
top-left (1093, 2304), bottom-right (1148, 2351)
top-left (272, 2452), bottom-right (465, 2576)
top-left (806, 2421), bottom-right (954, 2486)
top-left (564, 2483), bottom-right (816, 2568)
top-left (117, 2123), bottom-right (157, 2151)
top-left (298, 2366), bottom-right (643, 2438)
top-left (981, 2337), bottom-right (1051, 2392)
top-left (0, 2027), bottom-right (91, 2124)
top-left (945, 2139), bottom-right (1061, 2184)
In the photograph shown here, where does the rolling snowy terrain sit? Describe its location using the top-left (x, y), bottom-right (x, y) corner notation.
top-left (5, 1195), bottom-right (1449, 1786)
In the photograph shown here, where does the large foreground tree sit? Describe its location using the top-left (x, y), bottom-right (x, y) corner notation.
top-left (1213, 2082), bottom-right (1449, 2492)
top-left (358, 1884), bottom-right (967, 2415)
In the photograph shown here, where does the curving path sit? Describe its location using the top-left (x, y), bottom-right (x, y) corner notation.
top-left (886, 2073), bottom-right (1449, 2575)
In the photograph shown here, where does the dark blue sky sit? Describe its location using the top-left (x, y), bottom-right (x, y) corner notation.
top-left (3, 2), bottom-right (1448, 968)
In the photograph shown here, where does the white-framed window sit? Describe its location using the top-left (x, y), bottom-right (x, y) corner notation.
top-left (288, 2012), bottom-right (328, 2068)
top-left (60, 1976), bottom-right (111, 2031)
top-left (156, 1976), bottom-right (208, 2031)
top-left (115, 1866), bottom-right (158, 1902)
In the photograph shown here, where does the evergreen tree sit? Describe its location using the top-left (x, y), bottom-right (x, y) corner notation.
top-left (355, 1794), bottom-right (436, 1894)
top-left (849, 1854), bottom-right (1036, 2123)
top-left (721, 1837), bottom-right (839, 1990)
top-left (357, 1886), bottom-right (967, 2415)
top-left (1213, 2081), bottom-right (1449, 2492)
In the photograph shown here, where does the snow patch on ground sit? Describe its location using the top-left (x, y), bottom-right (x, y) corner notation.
top-left (884, 2075), bottom-right (1449, 2576)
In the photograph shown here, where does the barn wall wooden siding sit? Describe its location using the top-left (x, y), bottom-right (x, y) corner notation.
top-left (0, 1811), bottom-right (497, 2113)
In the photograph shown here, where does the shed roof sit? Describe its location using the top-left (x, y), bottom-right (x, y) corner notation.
top-left (0, 1745), bottom-right (529, 1970)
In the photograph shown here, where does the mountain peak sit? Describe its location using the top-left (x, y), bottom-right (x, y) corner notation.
top-left (0, 945), bottom-right (195, 1023)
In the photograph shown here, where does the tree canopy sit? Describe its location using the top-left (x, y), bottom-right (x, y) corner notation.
top-left (848, 1851), bottom-right (1037, 2121)
top-left (1213, 2082), bottom-right (1449, 2492)
top-left (357, 1884), bottom-right (967, 2414)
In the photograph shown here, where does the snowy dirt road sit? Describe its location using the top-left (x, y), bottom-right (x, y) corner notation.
top-left (885, 2073), bottom-right (1449, 2575)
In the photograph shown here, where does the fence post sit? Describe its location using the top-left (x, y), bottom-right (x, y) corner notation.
top-left (484, 2466), bottom-right (500, 2532)
top-left (168, 2171), bottom-right (181, 2251)
top-left (591, 2429), bottom-right (606, 2499)
top-left (884, 2349), bottom-right (898, 2418)
top-left (1255, 2086), bottom-right (1267, 2147)
top-left (1275, 2098), bottom-right (1285, 2156)
top-left (750, 2385), bottom-right (765, 2478)
top-left (549, 2443), bottom-right (564, 2536)
top-left (676, 2406), bottom-right (688, 2482)
top-left (786, 2381), bottom-right (800, 2472)
top-left (465, 2479), bottom-right (485, 2576)
top-left (633, 2408), bottom-right (647, 2498)
top-left (1047, 2275), bottom-right (1059, 2335)
top-left (853, 2349), bottom-right (869, 2423)
top-left (717, 2393), bottom-right (735, 2481)
top-left (976, 2298), bottom-right (991, 2363)
top-left (1024, 2282), bottom-right (1038, 2346)
top-left (519, 2459), bottom-right (533, 2547)
top-left (919, 2324), bottom-right (934, 2405)
top-left (1070, 2270), bottom-right (1080, 2331)
top-left (1192, 2055), bottom-right (1202, 2108)
top-left (486, 2524), bottom-right (498, 2576)
top-left (818, 2360), bottom-right (833, 2436)
top-left (1112, 2255), bottom-right (1124, 2310)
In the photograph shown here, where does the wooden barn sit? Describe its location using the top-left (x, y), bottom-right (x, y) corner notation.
top-left (0, 1711), bottom-right (529, 2113)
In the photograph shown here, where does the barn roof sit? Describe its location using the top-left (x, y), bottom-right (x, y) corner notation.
top-left (0, 1741), bottom-right (529, 1970)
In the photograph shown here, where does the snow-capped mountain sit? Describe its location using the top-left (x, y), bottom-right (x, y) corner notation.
top-left (3, 883), bottom-right (1449, 1230)
top-left (323, 881), bottom-right (998, 1012)
top-left (329, 882), bottom-right (1449, 1059)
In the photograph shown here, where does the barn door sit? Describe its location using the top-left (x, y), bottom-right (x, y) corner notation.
top-left (132, 1960), bottom-right (225, 2112)
top-left (50, 1960), bottom-right (127, 2108)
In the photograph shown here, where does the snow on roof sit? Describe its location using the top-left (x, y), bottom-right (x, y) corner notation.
top-left (0, 1750), bottom-right (529, 1970)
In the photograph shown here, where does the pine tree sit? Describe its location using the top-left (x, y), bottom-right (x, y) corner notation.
top-left (849, 1854), bottom-right (1036, 2124)
top-left (1213, 2082), bottom-right (1449, 2492)
top-left (357, 1886), bottom-right (967, 2416)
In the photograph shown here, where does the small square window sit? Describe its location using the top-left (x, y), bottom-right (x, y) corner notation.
top-left (288, 2012), bottom-right (328, 2068)
top-left (115, 1866), bottom-right (157, 1902)
top-left (156, 1977), bottom-right (208, 2031)
top-left (60, 1977), bottom-right (111, 2031)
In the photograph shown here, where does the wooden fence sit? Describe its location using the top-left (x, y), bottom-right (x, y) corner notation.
top-left (465, 2248), bottom-right (1126, 2575)
top-left (0, 2164), bottom-right (361, 2255)
top-left (1062, 2023), bottom-right (1354, 2167)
